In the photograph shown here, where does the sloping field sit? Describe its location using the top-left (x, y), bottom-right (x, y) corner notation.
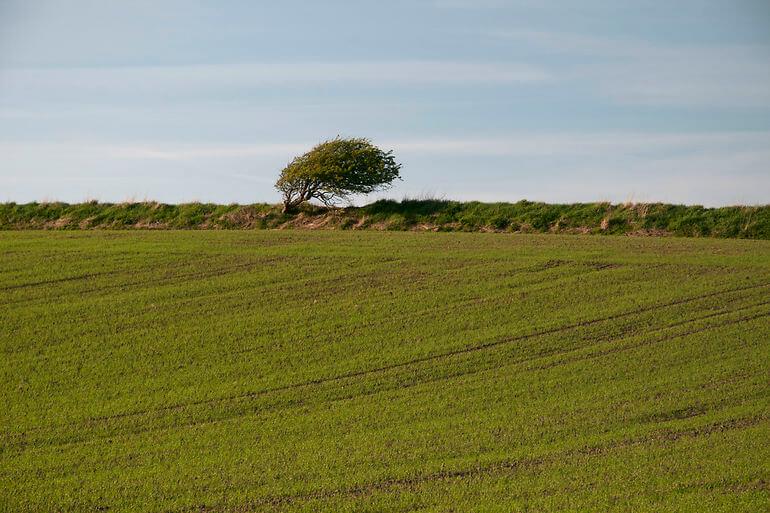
top-left (1, 231), bottom-right (769, 512)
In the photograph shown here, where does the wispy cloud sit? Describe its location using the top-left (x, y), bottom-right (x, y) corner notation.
top-left (432, 0), bottom-right (515, 8)
top-left (107, 143), bottom-right (310, 161)
top-left (490, 30), bottom-right (770, 107)
top-left (0, 60), bottom-right (550, 100)
top-left (387, 131), bottom-right (770, 157)
top-left (3, 132), bottom-right (769, 205)
top-left (4, 132), bottom-right (768, 161)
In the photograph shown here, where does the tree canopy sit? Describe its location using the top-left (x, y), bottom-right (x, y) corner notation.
top-left (275, 138), bottom-right (402, 212)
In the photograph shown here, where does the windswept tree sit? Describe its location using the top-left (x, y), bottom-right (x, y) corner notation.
top-left (276, 138), bottom-right (402, 212)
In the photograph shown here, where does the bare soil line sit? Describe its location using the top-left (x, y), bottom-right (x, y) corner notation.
top-left (530, 308), bottom-right (770, 373)
top-left (226, 262), bottom-right (617, 358)
top-left (186, 415), bottom-right (766, 511)
top-left (0, 270), bottom-right (123, 292)
top-left (221, 281), bottom-right (770, 398)
top-left (7, 292), bottom-right (768, 453)
top-left (1, 256), bottom-right (275, 308)
top-left (315, 301), bottom-right (770, 417)
top-left (16, 282), bottom-right (770, 428)
top-left (5, 259), bottom-right (608, 365)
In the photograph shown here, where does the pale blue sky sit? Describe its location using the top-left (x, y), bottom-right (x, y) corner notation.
top-left (1, 0), bottom-right (769, 205)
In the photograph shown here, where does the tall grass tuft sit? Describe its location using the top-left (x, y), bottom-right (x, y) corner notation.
top-left (1, 200), bottom-right (768, 238)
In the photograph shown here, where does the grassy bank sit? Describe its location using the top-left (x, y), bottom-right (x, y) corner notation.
top-left (2, 231), bottom-right (769, 512)
top-left (1, 199), bottom-right (769, 238)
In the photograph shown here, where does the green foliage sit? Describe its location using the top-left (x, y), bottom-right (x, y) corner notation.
top-left (275, 137), bottom-right (402, 211)
top-left (1, 200), bottom-right (769, 238)
top-left (2, 231), bottom-right (769, 512)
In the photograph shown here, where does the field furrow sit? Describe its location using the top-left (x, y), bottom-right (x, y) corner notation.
top-left (1, 231), bottom-right (768, 513)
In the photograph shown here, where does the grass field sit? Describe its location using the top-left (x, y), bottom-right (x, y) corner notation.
top-left (3, 200), bottom-right (770, 238)
top-left (1, 231), bottom-right (769, 512)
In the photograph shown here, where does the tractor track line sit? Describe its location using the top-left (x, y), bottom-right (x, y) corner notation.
top-left (6, 297), bottom-right (768, 452)
top-left (183, 415), bottom-right (766, 510)
top-left (11, 281), bottom-right (770, 435)
top-left (224, 264), bottom-right (620, 358)
top-left (1, 258), bottom-right (264, 306)
top-left (530, 309), bottom-right (770, 372)
top-left (0, 269), bottom-right (124, 292)
top-left (2, 261), bottom-right (613, 360)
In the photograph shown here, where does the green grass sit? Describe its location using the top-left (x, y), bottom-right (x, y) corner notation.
top-left (1, 230), bottom-right (769, 512)
top-left (2, 199), bottom-right (769, 238)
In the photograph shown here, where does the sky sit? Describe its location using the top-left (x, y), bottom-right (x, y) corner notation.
top-left (1, 0), bottom-right (769, 206)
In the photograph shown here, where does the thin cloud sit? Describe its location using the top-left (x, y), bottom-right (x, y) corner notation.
top-left (4, 132), bottom-right (769, 161)
top-left (432, 0), bottom-right (515, 8)
top-left (109, 143), bottom-right (310, 161)
top-left (385, 132), bottom-right (770, 156)
top-left (0, 61), bottom-right (550, 99)
top-left (3, 132), bottom-right (769, 206)
top-left (490, 29), bottom-right (770, 107)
